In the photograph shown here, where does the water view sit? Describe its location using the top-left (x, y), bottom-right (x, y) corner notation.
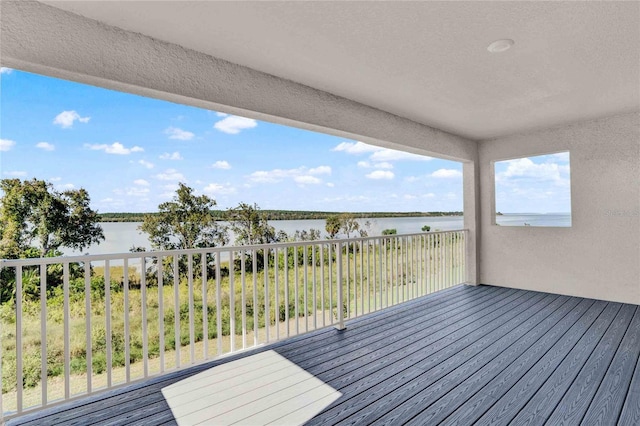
top-left (68, 214), bottom-right (570, 256)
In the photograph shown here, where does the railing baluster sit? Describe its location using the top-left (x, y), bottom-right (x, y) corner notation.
top-left (335, 242), bottom-right (345, 330)
top-left (320, 244), bottom-right (325, 327)
top-left (359, 240), bottom-right (364, 317)
top-left (284, 247), bottom-right (289, 337)
top-left (328, 243), bottom-right (333, 325)
top-left (264, 249), bottom-right (270, 343)
top-left (40, 264), bottom-right (47, 406)
top-left (229, 251), bottom-right (235, 352)
top-left (241, 250), bottom-right (246, 350)
top-left (141, 257), bottom-right (148, 377)
top-left (274, 248), bottom-right (280, 341)
top-left (202, 253), bottom-right (208, 360)
top-left (173, 255), bottom-right (180, 368)
top-left (312, 244), bottom-right (317, 330)
top-left (124, 258), bottom-right (131, 381)
top-left (157, 257), bottom-right (164, 373)
top-left (215, 254), bottom-right (222, 355)
top-left (84, 262), bottom-right (92, 393)
top-left (63, 262), bottom-right (70, 399)
top-left (253, 250), bottom-right (258, 346)
top-left (346, 242), bottom-right (350, 319)
top-left (303, 245), bottom-right (308, 333)
top-left (294, 247), bottom-right (299, 335)
top-left (105, 260), bottom-right (112, 388)
top-left (188, 254), bottom-right (195, 363)
top-left (16, 266), bottom-right (23, 413)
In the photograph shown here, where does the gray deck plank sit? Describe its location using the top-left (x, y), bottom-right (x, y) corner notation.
top-left (305, 290), bottom-right (550, 424)
top-left (581, 306), bottom-right (640, 425)
top-left (405, 298), bottom-right (608, 425)
top-left (545, 304), bottom-right (637, 425)
top-left (510, 305), bottom-right (633, 425)
top-left (304, 290), bottom-right (542, 384)
top-left (442, 300), bottom-right (615, 426)
top-left (308, 292), bottom-right (574, 425)
top-left (294, 287), bottom-right (521, 372)
top-left (368, 298), bottom-right (601, 426)
top-left (618, 350), bottom-right (640, 426)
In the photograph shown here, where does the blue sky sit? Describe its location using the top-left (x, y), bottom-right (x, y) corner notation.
top-left (1, 68), bottom-right (568, 214)
top-left (495, 152), bottom-right (571, 214)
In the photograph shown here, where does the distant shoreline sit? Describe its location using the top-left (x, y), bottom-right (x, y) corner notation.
top-left (98, 210), bottom-right (464, 222)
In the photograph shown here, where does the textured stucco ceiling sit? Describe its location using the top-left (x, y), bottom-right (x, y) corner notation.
top-left (37, 1), bottom-right (640, 140)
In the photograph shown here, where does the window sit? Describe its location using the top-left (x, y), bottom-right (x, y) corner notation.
top-left (494, 152), bottom-right (571, 227)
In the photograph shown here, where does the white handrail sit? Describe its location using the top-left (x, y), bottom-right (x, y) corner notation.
top-left (0, 230), bottom-right (467, 419)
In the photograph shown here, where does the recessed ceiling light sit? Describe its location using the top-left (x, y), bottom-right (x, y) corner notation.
top-left (487, 39), bottom-right (515, 53)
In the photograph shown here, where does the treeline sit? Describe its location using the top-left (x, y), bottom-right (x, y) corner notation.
top-left (98, 210), bottom-right (463, 222)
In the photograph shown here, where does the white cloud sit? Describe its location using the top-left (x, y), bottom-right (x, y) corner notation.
top-left (215, 112), bottom-right (229, 117)
top-left (139, 160), bottom-right (154, 169)
top-left (160, 151), bottom-right (183, 160)
top-left (85, 142), bottom-right (144, 155)
top-left (53, 110), bottom-right (90, 128)
top-left (403, 194), bottom-right (417, 200)
top-left (49, 177), bottom-right (62, 182)
top-left (155, 168), bottom-right (185, 181)
top-left (294, 175), bottom-right (322, 185)
top-left (308, 165), bottom-right (331, 175)
top-left (214, 115), bottom-right (257, 134)
top-left (164, 126), bottom-right (194, 141)
top-left (365, 170), bottom-right (395, 180)
top-left (0, 67), bottom-right (12, 75)
top-left (57, 183), bottom-right (76, 191)
top-left (203, 183), bottom-right (237, 195)
top-left (247, 166), bottom-right (328, 184)
top-left (326, 182), bottom-right (335, 187)
top-left (211, 160), bottom-right (232, 170)
top-left (332, 141), bottom-right (380, 154)
top-left (3, 170), bottom-right (28, 177)
top-left (0, 139), bottom-right (16, 151)
top-left (36, 142), bottom-right (55, 151)
top-left (133, 179), bottom-right (150, 186)
top-left (333, 141), bottom-right (431, 163)
top-left (498, 158), bottom-right (568, 183)
top-left (431, 169), bottom-right (463, 178)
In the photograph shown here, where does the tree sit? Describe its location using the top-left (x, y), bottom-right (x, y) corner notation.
top-left (340, 213), bottom-right (360, 238)
top-left (139, 183), bottom-right (228, 250)
top-left (226, 203), bottom-right (281, 272)
top-left (291, 228), bottom-right (321, 242)
top-left (226, 203), bottom-right (278, 246)
top-left (325, 214), bottom-right (342, 239)
top-left (0, 178), bottom-right (104, 257)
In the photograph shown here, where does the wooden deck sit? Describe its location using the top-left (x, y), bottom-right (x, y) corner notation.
top-left (8, 284), bottom-right (640, 425)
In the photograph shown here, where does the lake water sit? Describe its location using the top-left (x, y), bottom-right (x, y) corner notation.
top-left (66, 214), bottom-right (570, 256)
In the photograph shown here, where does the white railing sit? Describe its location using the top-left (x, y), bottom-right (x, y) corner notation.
top-left (0, 230), bottom-right (467, 419)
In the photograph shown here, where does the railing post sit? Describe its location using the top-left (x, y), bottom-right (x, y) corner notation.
top-left (335, 241), bottom-right (346, 331)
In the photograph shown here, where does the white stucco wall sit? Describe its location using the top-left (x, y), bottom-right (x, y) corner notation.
top-left (479, 113), bottom-right (640, 304)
